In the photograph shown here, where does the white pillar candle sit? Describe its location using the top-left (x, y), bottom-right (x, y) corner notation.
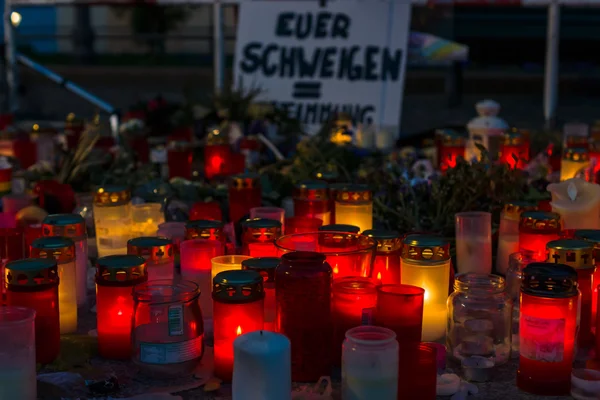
top-left (548, 178), bottom-right (600, 230)
top-left (232, 330), bottom-right (291, 400)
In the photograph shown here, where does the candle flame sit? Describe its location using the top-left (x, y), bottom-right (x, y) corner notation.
top-left (117, 310), bottom-right (123, 316)
top-left (423, 289), bottom-right (429, 301)
top-left (333, 265), bottom-right (339, 274)
top-left (237, 326), bottom-right (242, 336)
top-left (377, 272), bottom-right (382, 280)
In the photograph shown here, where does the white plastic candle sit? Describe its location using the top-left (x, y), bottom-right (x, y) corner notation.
top-left (455, 212), bottom-right (492, 274)
top-left (232, 330), bottom-right (292, 400)
top-left (548, 178), bottom-right (600, 230)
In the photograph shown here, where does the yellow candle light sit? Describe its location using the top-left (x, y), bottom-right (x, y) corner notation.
top-left (547, 178), bottom-right (600, 230)
top-left (211, 255), bottom-right (253, 282)
top-left (560, 148), bottom-right (590, 181)
top-left (400, 234), bottom-right (451, 342)
top-left (131, 203), bottom-right (164, 237)
top-left (93, 186), bottom-right (132, 257)
top-left (334, 184), bottom-right (373, 232)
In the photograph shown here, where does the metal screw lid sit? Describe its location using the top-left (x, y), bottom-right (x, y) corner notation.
top-left (574, 229), bottom-right (600, 261)
top-left (212, 270), bottom-right (265, 303)
top-left (546, 239), bottom-right (594, 270)
top-left (230, 173), bottom-right (261, 190)
top-left (401, 234), bottom-right (450, 261)
top-left (336, 184), bottom-right (372, 204)
top-left (319, 224), bottom-right (360, 234)
top-left (294, 181), bottom-right (329, 201)
top-left (185, 219), bottom-right (225, 241)
top-left (519, 211), bottom-right (561, 233)
top-left (94, 185), bottom-right (131, 206)
top-left (362, 229), bottom-right (402, 253)
top-left (242, 218), bottom-right (282, 241)
top-left (5, 258), bottom-right (58, 289)
top-left (127, 236), bottom-right (173, 263)
top-left (521, 262), bottom-right (579, 298)
top-left (241, 257), bottom-right (280, 283)
top-left (563, 147), bottom-right (590, 162)
top-left (42, 214), bottom-right (86, 238)
top-left (30, 237), bottom-right (75, 264)
top-left (96, 255), bottom-right (147, 286)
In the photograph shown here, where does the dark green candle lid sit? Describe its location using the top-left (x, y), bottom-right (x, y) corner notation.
top-left (212, 270), bottom-right (264, 303)
top-left (241, 257), bottom-right (280, 283)
top-left (521, 262), bottom-right (578, 298)
top-left (319, 224), bottom-right (360, 233)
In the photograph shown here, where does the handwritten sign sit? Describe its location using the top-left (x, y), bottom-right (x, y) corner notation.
top-left (234, 0), bottom-right (411, 134)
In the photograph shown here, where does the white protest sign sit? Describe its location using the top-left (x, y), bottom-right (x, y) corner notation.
top-left (233, 0), bottom-right (411, 134)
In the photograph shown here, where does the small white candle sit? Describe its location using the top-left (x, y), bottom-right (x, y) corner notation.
top-left (233, 331), bottom-right (292, 400)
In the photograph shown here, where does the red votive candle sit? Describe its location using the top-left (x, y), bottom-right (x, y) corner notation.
top-left (519, 211), bottom-right (561, 260)
top-left (518, 263), bottom-right (579, 395)
top-left (34, 180), bottom-right (76, 214)
top-left (437, 130), bottom-right (466, 172)
top-left (574, 229), bottom-right (600, 333)
top-left (167, 141), bottom-right (193, 180)
top-left (241, 218), bottom-right (282, 255)
top-left (13, 137), bottom-right (37, 170)
top-left (332, 277), bottom-right (377, 366)
top-left (248, 242), bottom-right (278, 257)
top-left (362, 229), bottom-right (402, 284)
top-left (213, 270), bottom-right (264, 382)
top-left (276, 251), bottom-right (333, 381)
top-left (185, 219), bottom-right (226, 254)
top-left (284, 216), bottom-right (323, 235)
top-left (204, 143), bottom-right (231, 180)
top-left (499, 130), bottom-right (529, 169)
top-left (190, 201), bottom-right (223, 221)
top-left (318, 231), bottom-right (376, 279)
top-left (241, 257), bottom-right (279, 331)
top-left (375, 284), bottom-right (424, 344)
top-left (5, 258), bottom-right (60, 364)
top-left (96, 255), bottom-right (147, 360)
top-left (229, 173), bottom-right (262, 224)
top-left (294, 181), bottom-right (331, 225)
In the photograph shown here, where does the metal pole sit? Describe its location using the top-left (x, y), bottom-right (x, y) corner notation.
top-left (3, 0), bottom-right (17, 113)
top-left (544, 1), bottom-right (560, 128)
top-left (213, 0), bottom-right (224, 94)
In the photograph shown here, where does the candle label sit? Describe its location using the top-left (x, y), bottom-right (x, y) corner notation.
top-left (139, 336), bottom-right (203, 364)
top-left (520, 315), bottom-right (566, 363)
top-left (168, 305), bottom-right (184, 336)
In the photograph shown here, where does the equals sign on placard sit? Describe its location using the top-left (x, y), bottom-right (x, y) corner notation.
top-left (292, 81), bottom-right (322, 100)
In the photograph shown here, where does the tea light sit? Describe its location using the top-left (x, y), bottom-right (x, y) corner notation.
top-left (241, 218), bottom-right (282, 255)
top-left (461, 355), bottom-right (494, 382)
top-left (229, 174), bottom-right (262, 224)
top-left (519, 211), bottom-right (561, 260)
top-left (93, 186), bottom-right (132, 258)
top-left (127, 236), bottom-right (174, 281)
top-left (211, 255), bottom-right (252, 282)
top-left (294, 181), bottom-right (331, 225)
top-left (561, 148), bottom-right (590, 181)
top-left (548, 178), bottom-right (600, 230)
top-left (362, 229), bottom-right (402, 284)
top-left (496, 201), bottom-right (535, 275)
top-left (335, 184), bottom-right (373, 232)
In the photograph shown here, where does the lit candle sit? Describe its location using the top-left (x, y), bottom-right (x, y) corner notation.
top-left (95, 255), bottom-right (147, 360)
top-left (574, 229), bottom-right (600, 335)
top-left (328, 183), bottom-right (350, 224)
top-left (213, 270), bottom-right (265, 382)
top-left (127, 236), bottom-right (174, 281)
top-left (204, 130), bottom-right (231, 180)
top-left (241, 218), bottom-right (282, 255)
top-left (519, 211), bottom-right (561, 260)
top-left (250, 207), bottom-right (285, 232)
top-left (131, 203), bottom-right (164, 237)
top-left (248, 242), bottom-right (278, 257)
top-left (93, 186), bottom-right (132, 258)
top-left (294, 181), bottom-right (331, 225)
top-left (229, 174), bottom-right (262, 224)
top-left (362, 229), bottom-right (402, 284)
top-left (499, 130), bottom-right (529, 169)
top-left (185, 219), bottom-right (226, 242)
top-left (437, 129), bottom-right (466, 172)
top-left (455, 212), bottom-right (492, 274)
top-left (496, 201), bottom-right (536, 275)
top-left (241, 257), bottom-right (279, 332)
top-left (400, 234), bottom-right (450, 341)
top-left (233, 330), bottom-right (292, 400)
top-left (334, 185), bottom-right (373, 232)
top-left (210, 255), bottom-right (252, 282)
top-left (31, 236), bottom-right (77, 334)
top-left (561, 148), bottom-right (590, 181)
top-left (548, 178), bottom-right (600, 230)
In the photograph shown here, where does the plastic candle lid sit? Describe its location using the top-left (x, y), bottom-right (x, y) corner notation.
top-left (336, 184), bottom-right (372, 203)
top-left (320, 224), bottom-right (360, 234)
top-left (241, 257), bottom-right (280, 283)
top-left (546, 239), bottom-right (594, 270)
top-left (5, 258), bottom-right (58, 288)
top-left (401, 234), bottom-right (450, 261)
top-left (563, 147), bottom-right (589, 162)
top-left (31, 236), bottom-right (75, 263)
top-left (94, 185), bottom-right (131, 206)
top-left (42, 214), bottom-right (86, 238)
top-left (212, 270), bottom-right (264, 303)
top-left (127, 237), bottom-right (173, 262)
top-left (574, 229), bottom-right (600, 244)
top-left (96, 255), bottom-right (147, 285)
top-left (362, 229), bottom-right (402, 253)
top-left (521, 262), bottom-right (578, 298)
top-left (519, 211), bottom-right (561, 232)
top-left (294, 181), bottom-right (329, 200)
top-left (186, 219), bottom-right (224, 230)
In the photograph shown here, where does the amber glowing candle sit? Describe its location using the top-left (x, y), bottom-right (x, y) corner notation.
top-left (561, 148), bottom-right (590, 181)
top-left (518, 263), bottom-right (579, 395)
top-left (499, 130), bottom-right (529, 169)
top-left (574, 229), bottom-right (600, 335)
top-left (284, 216), bottom-right (323, 234)
top-left (519, 211), bottom-right (561, 260)
top-left (211, 255), bottom-right (252, 282)
top-left (95, 255), bottom-right (147, 360)
top-left (293, 181), bottom-right (331, 225)
top-left (496, 201), bottom-right (536, 275)
top-left (362, 229), bottom-right (401, 284)
top-left (334, 185), bottom-right (373, 232)
top-left (127, 236), bottom-right (174, 281)
top-left (229, 174), bottom-right (262, 224)
top-left (213, 270), bottom-right (264, 382)
top-left (332, 277), bottom-right (377, 366)
top-left (438, 130), bottom-right (466, 172)
top-left (328, 182), bottom-right (350, 224)
top-left (93, 186), bottom-right (132, 258)
top-left (241, 218), bottom-right (282, 255)
top-left (241, 257), bottom-right (279, 331)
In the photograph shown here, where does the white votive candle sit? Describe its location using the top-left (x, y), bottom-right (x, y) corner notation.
top-left (233, 330), bottom-right (292, 400)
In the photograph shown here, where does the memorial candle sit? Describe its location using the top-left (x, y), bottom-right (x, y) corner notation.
top-left (438, 129), bottom-right (466, 172)
top-left (499, 130), bottom-right (529, 169)
top-left (335, 185), bottom-right (373, 232)
top-left (93, 186), bottom-right (132, 258)
top-left (130, 203), bottom-right (164, 237)
top-left (250, 207), bottom-right (285, 232)
top-left (167, 141), bottom-right (193, 180)
top-left (319, 224), bottom-right (360, 234)
top-left (127, 236), bottom-right (174, 281)
top-left (157, 221), bottom-right (186, 256)
top-left (95, 255), bottom-right (147, 360)
top-left (455, 211), bottom-right (492, 274)
top-left (362, 229), bottom-right (402, 284)
top-left (241, 218), bottom-right (282, 256)
top-left (284, 216), bottom-right (323, 234)
top-left (210, 255), bottom-right (252, 282)
top-left (547, 178), bottom-right (600, 230)
top-left (229, 174), bottom-right (262, 225)
top-left (213, 270), bottom-right (264, 382)
top-left (561, 148), bottom-right (590, 181)
top-left (242, 257), bottom-right (279, 332)
top-left (294, 181), bottom-right (331, 225)
top-left (185, 219), bottom-right (226, 255)
top-left (328, 183), bottom-right (350, 224)
top-left (204, 130), bottom-right (231, 180)
top-left (519, 211), bottom-right (561, 260)
top-left (574, 229), bottom-right (600, 333)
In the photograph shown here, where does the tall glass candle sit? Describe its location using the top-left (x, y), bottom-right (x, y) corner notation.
top-left (335, 185), bottom-right (373, 232)
top-left (455, 211), bottom-right (492, 274)
top-left (42, 214), bottom-right (88, 307)
top-left (362, 229), bottom-right (402, 284)
top-left (211, 255), bottom-right (252, 282)
top-left (93, 186), bottom-right (132, 257)
top-left (519, 211), bottom-right (561, 260)
top-left (284, 216), bottom-right (323, 235)
top-left (294, 181), bottom-right (331, 225)
top-left (319, 224), bottom-right (360, 234)
top-left (250, 207), bottom-right (285, 231)
top-left (96, 255), bottom-right (147, 360)
top-left (400, 234), bottom-right (451, 341)
top-left (241, 257), bottom-right (279, 331)
top-left (518, 263), bottom-right (579, 395)
top-left (0, 307), bottom-right (36, 400)
top-left (438, 129), bottom-right (466, 172)
top-left (31, 236), bottom-right (77, 334)
top-left (241, 218), bottom-right (282, 255)
top-left (5, 258), bottom-right (59, 364)
top-left (499, 130), bottom-right (529, 169)
top-left (131, 203), bottom-right (164, 237)
top-left (213, 270), bottom-right (264, 382)
top-left (332, 277), bottom-right (377, 366)
top-left (574, 229), bottom-right (600, 334)
top-left (276, 252), bottom-right (333, 381)
top-left (342, 326), bottom-right (399, 400)
top-left (561, 147), bottom-right (590, 181)
top-left (127, 236), bottom-right (174, 281)
top-left (547, 239), bottom-right (595, 349)
top-left (548, 178), bottom-right (600, 230)
top-left (229, 173), bottom-right (262, 224)
top-left (496, 202), bottom-right (536, 275)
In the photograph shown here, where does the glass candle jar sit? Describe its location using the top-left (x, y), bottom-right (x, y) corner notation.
top-left (294, 181), bottom-right (331, 225)
top-left (519, 211), bottom-right (562, 260)
top-left (0, 227), bottom-right (25, 293)
top-left (241, 257), bottom-right (279, 332)
top-left (229, 173), bottom-right (262, 224)
top-left (332, 277), bottom-right (377, 367)
top-left (241, 218), bottom-right (282, 256)
top-left (133, 279), bottom-right (204, 376)
top-left (455, 211), bottom-right (492, 274)
top-left (400, 234), bottom-right (451, 341)
top-left (167, 141), bottom-right (193, 180)
top-left (546, 239), bottom-right (595, 349)
top-left (0, 306), bottom-right (37, 400)
top-left (127, 237), bottom-right (174, 281)
top-left (342, 326), bottom-right (399, 400)
top-left (190, 201), bottom-right (223, 221)
top-left (284, 216), bottom-right (323, 235)
top-left (362, 229), bottom-right (402, 284)
top-left (375, 284), bottom-right (424, 344)
top-left (30, 236), bottom-right (77, 334)
top-left (518, 262), bottom-right (580, 395)
top-left (276, 251), bottom-right (333, 382)
top-left (319, 224), bottom-right (360, 234)
top-left (131, 203), bottom-right (164, 237)
top-left (496, 201), bottom-right (536, 275)
top-left (210, 255), bottom-right (252, 282)
top-left (96, 255), bottom-right (147, 360)
top-left (335, 184), bottom-right (373, 232)
top-left (204, 136), bottom-right (231, 180)
top-left (42, 214), bottom-right (88, 307)
top-left (93, 185), bottom-right (132, 257)
top-left (499, 130), bottom-right (530, 169)
top-left (5, 258), bottom-right (59, 364)
top-left (213, 270), bottom-right (264, 382)
top-left (447, 273), bottom-right (512, 366)
top-left (561, 147), bottom-right (590, 181)
top-left (575, 229), bottom-right (600, 334)
top-left (438, 129), bottom-right (466, 172)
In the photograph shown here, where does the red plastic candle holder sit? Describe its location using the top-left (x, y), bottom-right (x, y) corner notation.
top-left (5, 258), bottom-right (60, 364)
top-left (241, 218), bottom-right (282, 255)
top-left (375, 284), bottom-right (425, 344)
top-left (95, 255), bottom-right (147, 360)
top-left (284, 216), bottom-right (323, 235)
top-left (13, 137), bottom-right (37, 170)
top-left (437, 129), bottom-right (466, 172)
top-left (276, 251), bottom-right (333, 381)
top-left (519, 211), bottom-right (561, 260)
top-left (518, 263), bottom-right (579, 396)
top-left (167, 141), bottom-right (193, 180)
top-left (190, 201), bottom-right (223, 221)
top-left (362, 229), bottom-right (402, 284)
top-left (499, 130), bottom-right (530, 169)
top-left (228, 174), bottom-right (262, 224)
top-left (294, 181), bottom-right (331, 225)
top-left (204, 144), bottom-right (231, 180)
top-left (213, 270), bottom-right (264, 382)
top-left (575, 229), bottom-right (600, 334)
top-left (241, 257), bottom-right (279, 331)
top-left (185, 219), bottom-right (226, 252)
top-left (332, 277), bottom-right (377, 366)
top-left (596, 285), bottom-right (600, 360)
